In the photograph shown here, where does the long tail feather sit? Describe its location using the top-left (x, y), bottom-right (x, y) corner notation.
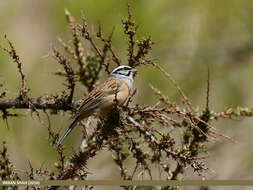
top-left (56, 118), bottom-right (79, 148)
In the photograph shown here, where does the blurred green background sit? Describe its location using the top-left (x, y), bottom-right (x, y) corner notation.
top-left (1, 0), bottom-right (253, 189)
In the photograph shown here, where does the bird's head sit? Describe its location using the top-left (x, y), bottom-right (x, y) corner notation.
top-left (110, 65), bottom-right (137, 80)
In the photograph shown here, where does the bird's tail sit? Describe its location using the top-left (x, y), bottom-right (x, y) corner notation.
top-left (56, 117), bottom-right (79, 148)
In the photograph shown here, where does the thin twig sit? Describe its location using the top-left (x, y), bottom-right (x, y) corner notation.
top-left (78, 16), bottom-right (102, 57)
top-left (0, 35), bottom-right (28, 99)
top-left (53, 46), bottom-right (75, 104)
top-left (153, 63), bottom-right (194, 113)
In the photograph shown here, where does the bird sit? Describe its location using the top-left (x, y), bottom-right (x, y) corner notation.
top-left (56, 65), bottom-right (137, 148)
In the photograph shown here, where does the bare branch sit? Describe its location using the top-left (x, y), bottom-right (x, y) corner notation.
top-left (0, 35), bottom-right (28, 99)
top-left (122, 1), bottom-right (136, 67)
top-left (77, 16), bottom-right (102, 58)
top-left (0, 98), bottom-right (79, 110)
top-left (97, 25), bottom-right (121, 67)
top-left (53, 46), bottom-right (75, 104)
top-left (65, 9), bottom-right (86, 70)
top-left (153, 63), bottom-right (194, 113)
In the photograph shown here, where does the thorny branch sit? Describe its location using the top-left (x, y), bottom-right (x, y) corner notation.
top-left (0, 35), bottom-right (28, 99)
top-left (53, 46), bottom-right (75, 104)
top-left (97, 24), bottom-right (121, 69)
top-left (78, 15), bottom-right (102, 58)
top-left (153, 63), bottom-right (194, 113)
top-left (122, 2), bottom-right (154, 68)
top-left (65, 9), bottom-right (86, 69)
top-left (0, 97), bottom-right (79, 110)
top-left (0, 4), bottom-right (253, 190)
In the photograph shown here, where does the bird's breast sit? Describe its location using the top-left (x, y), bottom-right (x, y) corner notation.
top-left (98, 81), bottom-right (129, 117)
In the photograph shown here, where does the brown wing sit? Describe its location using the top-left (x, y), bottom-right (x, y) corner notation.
top-left (75, 77), bottom-right (123, 117)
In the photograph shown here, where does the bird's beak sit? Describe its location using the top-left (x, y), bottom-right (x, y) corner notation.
top-left (132, 68), bottom-right (138, 77)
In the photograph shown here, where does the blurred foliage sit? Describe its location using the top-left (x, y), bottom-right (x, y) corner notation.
top-left (1, 0), bottom-right (253, 190)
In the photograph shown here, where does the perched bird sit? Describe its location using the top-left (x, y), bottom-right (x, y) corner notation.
top-left (56, 65), bottom-right (137, 147)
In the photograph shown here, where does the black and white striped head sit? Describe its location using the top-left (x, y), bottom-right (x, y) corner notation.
top-left (110, 65), bottom-right (137, 79)
top-left (110, 65), bottom-right (137, 90)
